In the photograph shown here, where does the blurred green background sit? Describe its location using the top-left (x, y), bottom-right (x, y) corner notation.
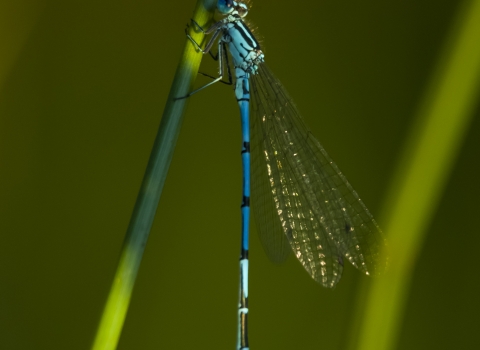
top-left (1, 0), bottom-right (479, 349)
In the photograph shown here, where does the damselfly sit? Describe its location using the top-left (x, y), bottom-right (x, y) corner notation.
top-left (177, 1), bottom-right (387, 349)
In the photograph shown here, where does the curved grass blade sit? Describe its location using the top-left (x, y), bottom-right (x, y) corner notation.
top-left (353, 1), bottom-right (480, 349)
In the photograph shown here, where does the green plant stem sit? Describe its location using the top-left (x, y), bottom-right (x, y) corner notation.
top-left (355, 1), bottom-right (480, 349)
top-left (90, 1), bottom-right (217, 349)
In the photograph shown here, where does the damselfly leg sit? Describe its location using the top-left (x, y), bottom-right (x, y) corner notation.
top-left (175, 21), bottom-right (232, 100)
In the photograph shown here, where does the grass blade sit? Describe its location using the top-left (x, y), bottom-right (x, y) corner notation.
top-left (90, 1), bottom-right (217, 349)
top-left (354, 1), bottom-right (480, 349)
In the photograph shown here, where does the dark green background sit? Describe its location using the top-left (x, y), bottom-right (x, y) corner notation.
top-left (1, 0), bottom-right (479, 349)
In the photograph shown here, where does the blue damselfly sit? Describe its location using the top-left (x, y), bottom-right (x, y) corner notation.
top-left (176, 1), bottom-right (387, 348)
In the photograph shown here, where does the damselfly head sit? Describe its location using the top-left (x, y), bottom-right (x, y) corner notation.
top-left (217, 0), bottom-right (249, 17)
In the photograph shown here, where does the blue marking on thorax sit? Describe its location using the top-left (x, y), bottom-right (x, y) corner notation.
top-left (222, 19), bottom-right (263, 76)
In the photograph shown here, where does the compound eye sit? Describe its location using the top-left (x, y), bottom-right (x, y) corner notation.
top-left (217, 0), bottom-right (235, 14)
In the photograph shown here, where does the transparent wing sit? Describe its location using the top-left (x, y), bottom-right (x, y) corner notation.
top-left (250, 64), bottom-right (387, 288)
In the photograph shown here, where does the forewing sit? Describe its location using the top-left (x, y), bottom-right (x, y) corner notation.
top-left (250, 64), bottom-right (387, 287)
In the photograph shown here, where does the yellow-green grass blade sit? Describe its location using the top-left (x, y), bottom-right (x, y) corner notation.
top-left (90, 1), bottom-right (217, 349)
top-left (353, 1), bottom-right (480, 349)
